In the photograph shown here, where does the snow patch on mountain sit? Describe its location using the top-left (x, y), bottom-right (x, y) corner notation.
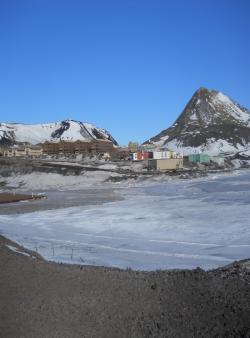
top-left (213, 92), bottom-right (250, 125)
top-left (162, 138), bottom-right (246, 156)
top-left (0, 120), bottom-right (118, 145)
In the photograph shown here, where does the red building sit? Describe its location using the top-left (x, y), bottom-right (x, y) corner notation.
top-left (131, 151), bottom-right (153, 161)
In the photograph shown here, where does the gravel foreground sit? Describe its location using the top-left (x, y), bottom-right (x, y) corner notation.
top-left (0, 235), bottom-right (249, 338)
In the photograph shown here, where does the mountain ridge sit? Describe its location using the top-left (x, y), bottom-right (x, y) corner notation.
top-left (144, 87), bottom-right (250, 155)
top-left (0, 119), bottom-right (118, 146)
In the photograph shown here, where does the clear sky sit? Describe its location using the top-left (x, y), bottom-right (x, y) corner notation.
top-left (1, 0), bottom-right (250, 145)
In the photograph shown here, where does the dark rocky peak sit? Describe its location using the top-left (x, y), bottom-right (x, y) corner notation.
top-left (173, 87), bottom-right (250, 128)
top-left (144, 87), bottom-right (250, 154)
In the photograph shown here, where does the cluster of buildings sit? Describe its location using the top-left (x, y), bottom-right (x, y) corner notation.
top-left (0, 139), bottom-right (115, 159)
top-left (129, 149), bottom-right (184, 170)
top-left (2, 145), bottom-right (43, 158)
top-left (0, 139), bottom-right (225, 171)
top-left (127, 145), bottom-right (225, 171)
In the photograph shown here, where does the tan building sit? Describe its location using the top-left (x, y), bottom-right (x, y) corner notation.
top-left (42, 139), bottom-right (115, 156)
top-left (4, 145), bottom-right (43, 157)
top-left (148, 158), bottom-right (183, 171)
top-left (91, 140), bottom-right (115, 155)
top-left (4, 146), bottom-right (27, 157)
top-left (58, 141), bottom-right (76, 155)
top-left (27, 145), bottom-right (43, 157)
top-left (42, 141), bottom-right (60, 155)
top-left (74, 140), bottom-right (92, 155)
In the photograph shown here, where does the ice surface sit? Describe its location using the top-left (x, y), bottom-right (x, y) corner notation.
top-left (0, 170), bottom-right (250, 270)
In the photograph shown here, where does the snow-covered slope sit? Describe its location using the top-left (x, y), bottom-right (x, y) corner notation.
top-left (0, 120), bottom-right (118, 146)
top-left (144, 87), bottom-right (250, 155)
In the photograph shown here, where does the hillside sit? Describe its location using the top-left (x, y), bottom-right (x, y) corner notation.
top-left (144, 87), bottom-right (250, 155)
top-left (0, 119), bottom-right (118, 146)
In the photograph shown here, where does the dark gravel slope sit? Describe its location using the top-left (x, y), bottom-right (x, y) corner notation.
top-left (0, 235), bottom-right (249, 338)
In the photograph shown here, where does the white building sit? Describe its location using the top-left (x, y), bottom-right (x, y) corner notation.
top-left (152, 150), bottom-right (180, 159)
top-left (211, 156), bottom-right (225, 167)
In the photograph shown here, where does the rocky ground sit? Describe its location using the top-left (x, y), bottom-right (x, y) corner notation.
top-left (0, 235), bottom-right (249, 338)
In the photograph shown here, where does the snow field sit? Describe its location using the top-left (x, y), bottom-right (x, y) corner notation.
top-left (0, 170), bottom-right (250, 270)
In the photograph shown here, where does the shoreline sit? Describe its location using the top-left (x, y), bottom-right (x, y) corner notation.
top-left (0, 234), bottom-right (249, 337)
top-left (0, 192), bottom-right (46, 204)
top-left (2, 233), bottom-right (250, 272)
top-left (0, 188), bottom-right (122, 215)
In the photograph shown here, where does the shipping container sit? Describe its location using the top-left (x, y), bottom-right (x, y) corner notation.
top-left (132, 152), bottom-right (153, 161)
top-left (188, 153), bottom-right (210, 164)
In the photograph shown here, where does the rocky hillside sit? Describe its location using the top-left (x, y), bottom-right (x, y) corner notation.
top-left (0, 119), bottom-right (118, 146)
top-left (144, 87), bottom-right (250, 155)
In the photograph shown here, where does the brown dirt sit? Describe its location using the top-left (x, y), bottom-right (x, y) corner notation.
top-left (0, 193), bottom-right (46, 204)
top-left (0, 235), bottom-right (249, 338)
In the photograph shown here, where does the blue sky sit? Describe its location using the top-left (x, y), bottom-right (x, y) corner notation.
top-left (1, 0), bottom-right (249, 145)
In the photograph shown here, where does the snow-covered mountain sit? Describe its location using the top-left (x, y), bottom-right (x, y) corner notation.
top-left (0, 120), bottom-right (118, 146)
top-left (144, 87), bottom-right (250, 155)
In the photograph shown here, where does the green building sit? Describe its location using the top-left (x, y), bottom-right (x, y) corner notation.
top-left (188, 153), bottom-right (210, 164)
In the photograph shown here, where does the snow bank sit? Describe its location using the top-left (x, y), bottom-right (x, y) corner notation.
top-left (1, 171), bottom-right (122, 191)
